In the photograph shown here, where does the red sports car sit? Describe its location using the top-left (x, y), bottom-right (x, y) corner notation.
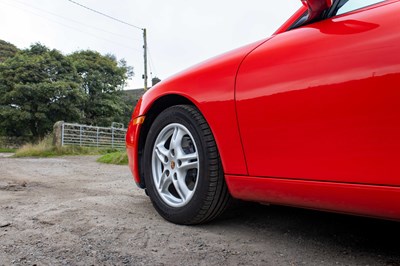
top-left (126, 0), bottom-right (400, 224)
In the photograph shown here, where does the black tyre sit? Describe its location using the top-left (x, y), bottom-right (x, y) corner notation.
top-left (143, 105), bottom-right (231, 224)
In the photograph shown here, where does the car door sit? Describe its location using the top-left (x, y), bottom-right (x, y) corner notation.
top-left (235, 0), bottom-right (400, 185)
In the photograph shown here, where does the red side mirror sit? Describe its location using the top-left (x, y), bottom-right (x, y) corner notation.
top-left (301, 0), bottom-right (333, 22)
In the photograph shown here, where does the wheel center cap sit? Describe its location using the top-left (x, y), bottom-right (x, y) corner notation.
top-left (171, 161), bottom-right (176, 170)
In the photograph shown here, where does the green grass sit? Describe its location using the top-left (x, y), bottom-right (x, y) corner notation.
top-left (13, 135), bottom-right (119, 158)
top-left (96, 151), bottom-right (128, 165)
top-left (0, 148), bottom-right (16, 153)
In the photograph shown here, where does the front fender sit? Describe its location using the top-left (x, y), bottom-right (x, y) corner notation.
top-left (127, 39), bottom-right (269, 187)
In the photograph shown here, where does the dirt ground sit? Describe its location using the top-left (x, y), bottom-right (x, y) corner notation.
top-left (0, 154), bottom-right (399, 266)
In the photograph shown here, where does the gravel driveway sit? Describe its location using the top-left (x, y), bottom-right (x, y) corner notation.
top-left (0, 154), bottom-right (399, 265)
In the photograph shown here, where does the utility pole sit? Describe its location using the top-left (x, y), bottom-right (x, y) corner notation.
top-left (143, 28), bottom-right (148, 91)
top-left (65, 1), bottom-right (149, 90)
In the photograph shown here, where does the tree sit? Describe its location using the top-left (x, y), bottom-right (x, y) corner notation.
top-left (0, 43), bottom-right (84, 139)
top-left (68, 51), bottom-right (133, 126)
top-left (0, 40), bottom-right (18, 63)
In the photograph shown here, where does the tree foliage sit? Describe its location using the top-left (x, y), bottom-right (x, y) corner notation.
top-left (68, 50), bottom-right (134, 126)
top-left (0, 43), bottom-right (84, 139)
top-left (0, 40), bottom-right (18, 63)
top-left (0, 41), bottom-right (136, 139)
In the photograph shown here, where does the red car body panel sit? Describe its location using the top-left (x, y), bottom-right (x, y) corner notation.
top-left (127, 0), bottom-right (400, 220)
top-left (226, 175), bottom-right (400, 220)
top-left (236, 1), bottom-right (400, 186)
top-left (126, 98), bottom-right (144, 185)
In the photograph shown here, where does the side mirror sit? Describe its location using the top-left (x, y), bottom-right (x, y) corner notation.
top-left (301, 0), bottom-right (333, 23)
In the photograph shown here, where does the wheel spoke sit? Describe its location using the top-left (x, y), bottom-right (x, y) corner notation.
top-left (155, 143), bottom-right (169, 164)
top-left (172, 174), bottom-right (190, 201)
top-left (170, 127), bottom-right (185, 150)
top-left (177, 152), bottom-right (198, 171)
top-left (180, 160), bottom-right (198, 171)
top-left (158, 170), bottom-right (172, 192)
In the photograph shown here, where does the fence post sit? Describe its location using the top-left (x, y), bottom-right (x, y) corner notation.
top-left (52, 121), bottom-right (64, 147)
top-left (96, 127), bottom-right (99, 148)
top-left (79, 125), bottom-right (82, 146)
top-left (62, 123), bottom-right (64, 146)
top-left (111, 127), bottom-right (114, 149)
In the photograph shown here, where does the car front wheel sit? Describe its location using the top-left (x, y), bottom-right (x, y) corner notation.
top-left (143, 105), bottom-right (231, 224)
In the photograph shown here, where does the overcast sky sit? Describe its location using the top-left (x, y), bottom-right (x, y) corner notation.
top-left (0, 0), bottom-right (301, 89)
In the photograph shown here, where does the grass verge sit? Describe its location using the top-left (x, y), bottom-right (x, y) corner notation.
top-left (14, 135), bottom-right (118, 158)
top-left (0, 148), bottom-right (16, 153)
top-left (96, 151), bottom-right (128, 165)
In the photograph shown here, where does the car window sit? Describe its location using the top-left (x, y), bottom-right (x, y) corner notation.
top-left (335, 0), bottom-right (386, 15)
